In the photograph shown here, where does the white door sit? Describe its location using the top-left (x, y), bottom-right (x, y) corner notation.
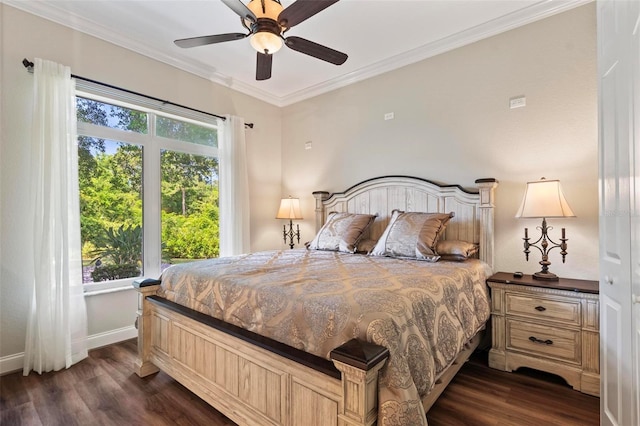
top-left (598, 1), bottom-right (639, 425)
top-left (631, 1), bottom-right (640, 424)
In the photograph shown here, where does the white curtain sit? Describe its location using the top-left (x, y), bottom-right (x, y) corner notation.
top-left (23, 59), bottom-right (88, 375)
top-left (219, 115), bottom-right (251, 256)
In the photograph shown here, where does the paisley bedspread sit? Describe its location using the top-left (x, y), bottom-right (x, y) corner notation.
top-left (158, 249), bottom-right (492, 425)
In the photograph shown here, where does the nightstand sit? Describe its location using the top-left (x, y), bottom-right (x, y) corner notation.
top-left (487, 272), bottom-right (600, 396)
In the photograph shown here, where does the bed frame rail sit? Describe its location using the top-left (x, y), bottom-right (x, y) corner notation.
top-left (134, 281), bottom-right (389, 426)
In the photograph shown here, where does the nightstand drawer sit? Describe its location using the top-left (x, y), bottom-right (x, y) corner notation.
top-left (505, 293), bottom-right (581, 326)
top-left (506, 319), bottom-right (581, 364)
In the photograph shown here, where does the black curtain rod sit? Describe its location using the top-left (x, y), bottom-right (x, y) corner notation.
top-left (22, 59), bottom-right (254, 129)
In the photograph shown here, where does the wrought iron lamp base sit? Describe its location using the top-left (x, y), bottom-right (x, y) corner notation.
top-left (532, 271), bottom-right (559, 281)
top-left (283, 219), bottom-right (301, 249)
top-left (523, 217), bottom-right (567, 282)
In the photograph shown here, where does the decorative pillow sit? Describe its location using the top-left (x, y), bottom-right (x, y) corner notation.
top-left (355, 238), bottom-right (379, 255)
top-left (370, 210), bottom-right (454, 261)
top-left (308, 212), bottom-right (377, 253)
top-left (436, 240), bottom-right (479, 261)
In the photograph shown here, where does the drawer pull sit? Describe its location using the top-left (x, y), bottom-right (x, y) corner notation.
top-left (529, 336), bottom-right (553, 345)
top-left (534, 306), bottom-right (546, 312)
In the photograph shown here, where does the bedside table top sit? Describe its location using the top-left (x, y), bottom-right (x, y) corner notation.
top-left (488, 272), bottom-right (599, 294)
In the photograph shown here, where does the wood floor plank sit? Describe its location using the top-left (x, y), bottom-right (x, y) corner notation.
top-left (0, 371), bottom-right (31, 410)
top-left (0, 341), bottom-right (599, 425)
top-left (427, 354), bottom-right (599, 426)
top-left (0, 401), bottom-right (43, 426)
top-left (26, 382), bottom-right (94, 426)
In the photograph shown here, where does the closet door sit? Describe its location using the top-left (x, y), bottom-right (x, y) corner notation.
top-left (631, 1), bottom-right (640, 424)
top-left (597, 1), bottom-right (639, 425)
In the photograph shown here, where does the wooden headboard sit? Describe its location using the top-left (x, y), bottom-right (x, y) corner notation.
top-left (313, 176), bottom-right (498, 270)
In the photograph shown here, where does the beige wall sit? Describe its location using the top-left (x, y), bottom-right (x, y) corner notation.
top-left (0, 3), bottom-right (598, 363)
top-left (0, 4), bottom-right (282, 359)
top-left (281, 4), bottom-right (598, 281)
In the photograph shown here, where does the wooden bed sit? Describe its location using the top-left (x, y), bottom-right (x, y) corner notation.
top-left (133, 175), bottom-right (498, 426)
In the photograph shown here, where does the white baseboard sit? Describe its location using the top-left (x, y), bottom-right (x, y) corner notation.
top-left (87, 325), bottom-right (137, 350)
top-left (0, 325), bottom-right (137, 376)
top-left (0, 353), bottom-right (25, 376)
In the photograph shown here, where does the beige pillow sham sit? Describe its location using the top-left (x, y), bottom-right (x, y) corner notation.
top-left (370, 210), bottom-right (454, 261)
top-left (308, 212), bottom-right (377, 253)
top-left (436, 240), bottom-right (479, 261)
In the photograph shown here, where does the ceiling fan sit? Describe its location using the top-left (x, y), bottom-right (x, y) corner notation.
top-left (174, 0), bottom-right (348, 81)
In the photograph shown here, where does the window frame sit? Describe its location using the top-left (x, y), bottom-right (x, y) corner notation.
top-left (76, 84), bottom-right (221, 293)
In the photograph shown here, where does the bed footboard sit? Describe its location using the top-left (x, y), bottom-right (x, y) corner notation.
top-left (133, 283), bottom-right (389, 426)
top-left (133, 280), bottom-right (161, 378)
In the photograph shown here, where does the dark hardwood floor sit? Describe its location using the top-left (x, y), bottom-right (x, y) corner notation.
top-left (1, 340), bottom-right (599, 425)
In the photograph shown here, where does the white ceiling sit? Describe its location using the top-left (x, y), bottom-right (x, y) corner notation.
top-left (7, 0), bottom-right (589, 106)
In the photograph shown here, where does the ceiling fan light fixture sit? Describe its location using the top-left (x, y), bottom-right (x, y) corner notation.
top-left (250, 31), bottom-right (283, 54)
top-left (245, 0), bottom-right (284, 54)
top-left (247, 0), bottom-right (283, 20)
top-left (175, 0), bottom-right (347, 80)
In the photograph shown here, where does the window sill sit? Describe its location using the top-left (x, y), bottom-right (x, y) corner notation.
top-left (84, 285), bottom-right (134, 297)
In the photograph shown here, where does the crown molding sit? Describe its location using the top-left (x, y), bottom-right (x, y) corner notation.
top-left (277, 0), bottom-right (592, 106)
top-left (5, 0), bottom-right (591, 108)
top-left (3, 0), bottom-right (281, 105)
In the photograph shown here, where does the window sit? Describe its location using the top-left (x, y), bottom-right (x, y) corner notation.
top-left (161, 150), bottom-right (219, 270)
top-left (76, 84), bottom-right (220, 292)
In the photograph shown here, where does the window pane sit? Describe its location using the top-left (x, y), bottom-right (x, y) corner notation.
top-left (79, 139), bottom-right (143, 284)
top-left (156, 116), bottom-right (217, 147)
top-left (77, 97), bottom-right (148, 133)
top-left (161, 150), bottom-right (219, 270)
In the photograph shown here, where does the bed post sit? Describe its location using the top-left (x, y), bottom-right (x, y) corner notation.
top-left (132, 279), bottom-right (161, 377)
top-left (313, 191), bottom-right (330, 232)
top-left (330, 339), bottom-right (390, 426)
top-left (475, 178), bottom-right (498, 271)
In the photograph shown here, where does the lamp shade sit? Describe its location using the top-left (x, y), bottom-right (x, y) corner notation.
top-left (276, 197), bottom-right (303, 220)
top-left (515, 178), bottom-right (576, 218)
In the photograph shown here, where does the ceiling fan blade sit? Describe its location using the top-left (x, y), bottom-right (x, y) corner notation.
top-left (285, 36), bottom-right (347, 65)
top-left (256, 52), bottom-right (273, 81)
top-left (174, 33), bottom-right (247, 48)
top-left (221, 0), bottom-right (257, 22)
top-left (278, 0), bottom-right (339, 28)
